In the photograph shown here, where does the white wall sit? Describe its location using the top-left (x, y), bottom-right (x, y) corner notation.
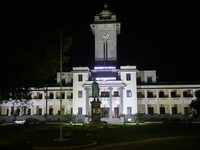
top-left (137, 70), bottom-right (157, 83)
top-left (72, 67), bottom-right (90, 115)
top-left (57, 72), bottom-right (73, 84)
top-left (120, 66), bottom-right (138, 114)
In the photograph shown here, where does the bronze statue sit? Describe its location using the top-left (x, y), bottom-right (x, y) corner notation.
top-left (92, 78), bottom-right (99, 101)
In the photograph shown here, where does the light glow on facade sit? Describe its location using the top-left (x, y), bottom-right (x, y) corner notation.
top-left (94, 66), bottom-right (116, 70)
top-left (96, 77), bottom-right (116, 81)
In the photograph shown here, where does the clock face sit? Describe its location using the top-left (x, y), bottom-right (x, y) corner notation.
top-left (102, 32), bottom-right (109, 39)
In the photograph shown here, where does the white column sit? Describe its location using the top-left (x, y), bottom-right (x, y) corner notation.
top-left (145, 104), bottom-right (148, 114)
top-left (42, 105), bottom-right (44, 115)
top-left (145, 90), bottom-right (148, 114)
top-left (64, 105), bottom-right (67, 115)
top-left (53, 100), bottom-right (56, 115)
top-left (193, 89), bottom-right (196, 98)
top-left (145, 90), bottom-right (147, 98)
top-left (180, 89), bottom-right (184, 114)
top-left (33, 105), bottom-right (37, 114)
top-left (119, 87), bottom-right (124, 115)
top-left (108, 87), bottom-right (113, 119)
top-left (156, 89), bottom-right (160, 114)
top-left (169, 89), bottom-right (171, 98)
top-left (169, 104), bottom-right (172, 114)
top-left (53, 92), bottom-right (56, 115)
top-left (8, 105), bottom-right (11, 116)
top-left (19, 107), bottom-right (22, 116)
top-left (85, 87), bottom-right (90, 115)
top-left (43, 91), bottom-right (45, 99)
top-left (31, 104), bottom-right (33, 115)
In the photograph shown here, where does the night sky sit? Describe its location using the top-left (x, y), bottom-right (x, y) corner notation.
top-left (1, 1), bottom-right (199, 83)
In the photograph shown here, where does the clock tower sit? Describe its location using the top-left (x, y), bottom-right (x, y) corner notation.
top-left (90, 4), bottom-right (121, 66)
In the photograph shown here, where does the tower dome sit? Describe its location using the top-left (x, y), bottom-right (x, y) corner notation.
top-left (99, 4), bottom-right (112, 19)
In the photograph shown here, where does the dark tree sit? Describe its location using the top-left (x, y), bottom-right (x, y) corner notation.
top-left (190, 90), bottom-right (200, 115)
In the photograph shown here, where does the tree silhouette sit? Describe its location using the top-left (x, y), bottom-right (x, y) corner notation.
top-left (190, 90), bottom-right (200, 115)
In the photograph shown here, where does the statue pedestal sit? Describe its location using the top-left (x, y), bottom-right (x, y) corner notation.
top-left (85, 100), bottom-right (110, 128)
top-left (90, 101), bottom-right (101, 122)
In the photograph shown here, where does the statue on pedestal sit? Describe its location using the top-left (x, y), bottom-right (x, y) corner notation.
top-left (92, 78), bottom-right (99, 101)
top-left (91, 78), bottom-right (101, 122)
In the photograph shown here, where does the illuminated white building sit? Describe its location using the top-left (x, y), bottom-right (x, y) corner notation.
top-left (0, 4), bottom-right (199, 122)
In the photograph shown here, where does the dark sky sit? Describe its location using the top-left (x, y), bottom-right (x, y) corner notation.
top-left (1, 0), bottom-right (199, 82)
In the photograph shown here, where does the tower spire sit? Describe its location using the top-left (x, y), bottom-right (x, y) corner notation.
top-left (103, 4), bottom-right (108, 9)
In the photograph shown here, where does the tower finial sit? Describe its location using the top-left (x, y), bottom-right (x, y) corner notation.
top-left (103, 4), bottom-right (108, 9)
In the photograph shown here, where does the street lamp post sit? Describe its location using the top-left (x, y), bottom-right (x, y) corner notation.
top-left (46, 84), bottom-right (48, 124)
top-left (54, 30), bottom-right (68, 142)
top-left (60, 30), bottom-right (63, 140)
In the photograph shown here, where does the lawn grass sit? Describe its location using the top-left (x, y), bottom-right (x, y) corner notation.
top-left (0, 123), bottom-right (200, 148)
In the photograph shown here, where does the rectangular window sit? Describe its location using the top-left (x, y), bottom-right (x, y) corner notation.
top-left (148, 107), bottom-right (154, 114)
top-left (127, 107), bottom-right (132, 114)
top-left (114, 91), bottom-right (119, 97)
top-left (71, 93), bottom-right (73, 99)
top-left (172, 107), bottom-right (177, 114)
top-left (50, 93), bottom-right (54, 99)
top-left (137, 77), bottom-right (141, 83)
top-left (147, 77), bottom-right (152, 83)
top-left (39, 108), bottom-right (42, 115)
top-left (159, 92), bottom-right (164, 98)
top-left (49, 108), bottom-right (53, 115)
top-left (78, 107), bottom-right (82, 115)
top-left (71, 108), bottom-right (73, 115)
top-left (101, 91), bottom-right (109, 97)
top-left (62, 92), bottom-right (65, 99)
top-left (160, 107), bottom-right (165, 114)
top-left (183, 90), bottom-right (193, 97)
top-left (39, 94), bottom-right (43, 99)
top-left (137, 92), bottom-right (145, 98)
top-left (126, 74), bottom-right (131, 81)
top-left (28, 109), bottom-right (31, 115)
top-left (183, 91), bottom-right (188, 97)
top-left (78, 74), bottom-right (82, 81)
top-left (184, 107), bottom-right (189, 114)
top-left (78, 91), bottom-right (82, 98)
top-left (127, 90), bottom-right (132, 97)
top-left (23, 106), bottom-right (26, 115)
top-left (171, 91), bottom-right (176, 97)
top-left (147, 92), bottom-right (153, 98)
top-left (71, 79), bottom-right (73, 85)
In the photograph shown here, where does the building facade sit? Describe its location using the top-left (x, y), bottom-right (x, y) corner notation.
top-left (0, 5), bottom-right (199, 122)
